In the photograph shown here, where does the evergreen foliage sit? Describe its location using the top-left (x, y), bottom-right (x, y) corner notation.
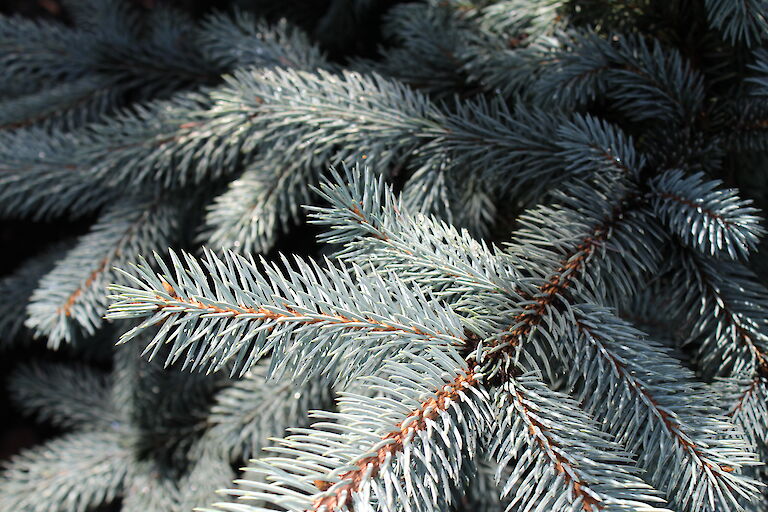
top-left (2, 1), bottom-right (768, 511)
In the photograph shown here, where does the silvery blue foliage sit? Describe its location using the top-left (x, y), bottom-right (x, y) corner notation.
top-left (107, 167), bottom-right (764, 512)
top-left (650, 170), bottom-right (765, 260)
top-left (3, 1), bottom-right (768, 511)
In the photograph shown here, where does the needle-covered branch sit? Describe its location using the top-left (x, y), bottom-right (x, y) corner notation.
top-left (206, 353), bottom-right (491, 512)
top-left (5, 2), bottom-right (768, 511)
top-left (309, 167), bottom-right (761, 510)
top-left (650, 170), bottom-right (765, 260)
top-left (0, 431), bottom-right (131, 512)
top-left (107, 248), bottom-right (465, 381)
top-left (26, 197), bottom-right (178, 347)
top-left (493, 374), bottom-right (669, 512)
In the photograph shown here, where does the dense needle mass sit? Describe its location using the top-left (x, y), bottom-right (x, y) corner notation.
top-left (1, 1), bottom-right (768, 512)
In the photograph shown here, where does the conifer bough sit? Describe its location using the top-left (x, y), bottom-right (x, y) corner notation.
top-left (104, 166), bottom-right (766, 512)
top-left (2, 1), bottom-right (768, 512)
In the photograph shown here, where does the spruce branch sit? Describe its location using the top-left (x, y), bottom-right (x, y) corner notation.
top-left (25, 197), bottom-right (178, 347)
top-left (0, 11), bottom-right (326, 220)
top-left (475, 0), bottom-right (565, 37)
top-left (121, 463), bottom-right (182, 512)
top-left (650, 170), bottom-right (765, 260)
top-left (460, 31), bottom-right (561, 101)
top-left (8, 362), bottom-right (117, 430)
top-left (2, 59), bottom-right (640, 250)
top-left (704, 0), bottom-right (768, 47)
top-left (555, 114), bottom-right (642, 177)
top-left (0, 431), bottom-right (131, 512)
top-left (113, 165), bottom-right (763, 511)
top-left (0, 127), bottom-right (110, 220)
top-left (45, 67), bottom-right (614, 249)
top-left (534, 31), bottom-right (705, 123)
top-left (571, 307), bottom-right (761, 512)
top-left (0, 37), bottom-right (316, 218)
top-left (481, 207), bottom-right (759, 510)
top-left (221, 67), bottom-right (440, 178)
top-left (5, 2), bottom-right (768, 511)
top-left (0, 241), bottom-right (68, 346)
top-left (371, 0), bottom-right (566, 101)
top-left (206, 353), bottom-right (491, 512)
top-left (309, 166), bottom-right (761, 510)
top-left (107, 248), bottom-right (465, 381)
top-left (719, 376), bottom-right (768, 461)
top-left (371, 2), bottom-right (474, 98)
top-left (493, 374), bottom-right (669, 512)
top-left (82, 93), bottom-right (228, 190)
top-left (0, 0), bottom-right (222, 130)
top-left (0, 13), bottom-right (88, 97)
top-left (200, 359), bottom-right (334, 462)
top-left (676, 252), bottom-right (768, 378)
top-left (176, 455), bottom-right (236, 511)
top-left (0, 75), bottom-right (121, 131)
top-left (198, 11), bottom-right (326, 71)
